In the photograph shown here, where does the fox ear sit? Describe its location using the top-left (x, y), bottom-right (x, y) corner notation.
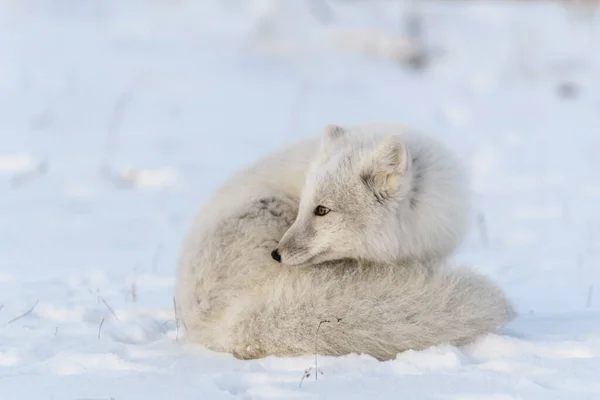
top-left (360, 136), bottom-right (409, 198)
top-left (320, 124), bottom-right (348, 152)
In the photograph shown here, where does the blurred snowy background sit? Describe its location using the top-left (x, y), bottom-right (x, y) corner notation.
top-left (1, 0), bottom-right (600, 398)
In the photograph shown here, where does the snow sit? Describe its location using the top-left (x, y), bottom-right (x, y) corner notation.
top-left (1, 0), bottom-right (599, 398)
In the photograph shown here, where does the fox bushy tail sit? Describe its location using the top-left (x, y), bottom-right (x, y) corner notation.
top-left (212, 261), bottom-right (514, 361)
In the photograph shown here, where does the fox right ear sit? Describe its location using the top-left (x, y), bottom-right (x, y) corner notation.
top-left (320, 124), bottom-right (348, 152)
top-left (360, 136), bottom-right (410, 201)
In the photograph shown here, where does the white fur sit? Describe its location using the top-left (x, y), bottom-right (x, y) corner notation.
top-left (175, 123), bottom-right (513, 360)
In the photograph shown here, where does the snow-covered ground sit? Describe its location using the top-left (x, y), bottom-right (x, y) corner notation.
top-left (1, 0), bottom-right (600, 398)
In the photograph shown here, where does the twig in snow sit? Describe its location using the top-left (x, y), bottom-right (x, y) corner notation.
top-left (6, 300), bottom-right (39, 325)
top-left (299, 317), bottom-right (342, 387)
top-left (99, 297), bottom-right (120, 322)
top-left (299, 366), bottom-right (312, 388)
top-left (586, 285), bottom-right (594, 308)
top-left (131, 282), bottom-right (137, 303)
top-left (131, 264), bottom-right (140, 303)
top-left (54, 327), bottom-right (58, 337)
top-left (173, 297), bottom-right (180, 341)
top-left (130, 265), bottom-right (139, 303)
top-left (98, 318), bottom-right (105, 340)
top-left (314, 319), bottom-right (330, 381)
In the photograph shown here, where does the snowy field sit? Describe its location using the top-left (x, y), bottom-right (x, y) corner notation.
top-left (1, 0), bottom-right (600, 398)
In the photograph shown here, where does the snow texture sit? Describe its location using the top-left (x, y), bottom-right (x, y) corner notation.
top-left (1, 0), bottom-right (599, 399)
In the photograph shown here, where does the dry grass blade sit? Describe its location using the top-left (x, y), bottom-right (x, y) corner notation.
top-left (98, 318), bottom-right (105, 340)
top-left (300, 317), bottom-right (343, 387)
top-left (131, 282), bottom-right (137, 303)
top-left (6, 300), bottom-right (39, 325)
top-left (100, 297), bottom-right (120, 322)
top-left (173, 297), bottom-right (180, 341)
top-left (314, 319), bottom-right (330, 381)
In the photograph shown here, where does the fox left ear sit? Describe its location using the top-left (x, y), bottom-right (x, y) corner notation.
top-left (360, 136), bottom-right (410, 198)
top-left (320, 124), bottom-right (348, 152)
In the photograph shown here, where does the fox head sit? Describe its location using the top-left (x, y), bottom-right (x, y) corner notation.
top-left (273, 124), bottom-right (414, 266)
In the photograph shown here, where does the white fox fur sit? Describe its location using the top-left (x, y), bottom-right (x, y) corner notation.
top-left (175, 123), bottom-right (513, 360)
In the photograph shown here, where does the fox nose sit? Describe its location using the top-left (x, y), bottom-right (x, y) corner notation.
top-left (271, 249), bottom-right (281, 263)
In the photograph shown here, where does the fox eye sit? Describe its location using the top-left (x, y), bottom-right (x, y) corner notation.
top-left (314, 205), bottom-right (331, 216)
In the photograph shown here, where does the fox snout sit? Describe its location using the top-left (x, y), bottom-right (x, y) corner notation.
top-left (271, 237), bottom-right (315, 266)
top-left (272, 222), bottom-right (318, 265)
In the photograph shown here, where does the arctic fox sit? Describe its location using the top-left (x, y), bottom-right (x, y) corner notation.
top-left (175, 123), bottom-right (513, 360)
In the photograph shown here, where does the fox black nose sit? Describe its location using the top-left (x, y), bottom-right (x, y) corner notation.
top-left (271, 249), bottom-right (281, 263)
